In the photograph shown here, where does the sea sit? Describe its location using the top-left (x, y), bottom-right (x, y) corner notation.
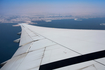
top-left (0, 18), bottom-right (105, 68)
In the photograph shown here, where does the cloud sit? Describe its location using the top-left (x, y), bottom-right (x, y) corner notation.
top-left (74, 18), bottom-right (82, 21)
top-left (100, 23), bottom-right (105, 25)
top-left (25, 21), bottom-right (37, 24)
top-left (0, 14), bottom-right (105, 24)
top-left (44, 20), bottom-right (52, 22)
top-left (12, 22), bottom-right (37, 27)
top-left (12, 24), bottom-right (20, 27)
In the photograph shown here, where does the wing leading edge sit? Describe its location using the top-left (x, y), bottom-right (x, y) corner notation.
top-left (1, 23), bottom-right (105, 70)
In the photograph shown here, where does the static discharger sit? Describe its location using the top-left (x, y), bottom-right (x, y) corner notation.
top-left (17, 32), bottom-right (21, 35)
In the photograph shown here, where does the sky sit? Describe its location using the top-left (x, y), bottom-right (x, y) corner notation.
top-left (0, 0), bottom-right (105, 16)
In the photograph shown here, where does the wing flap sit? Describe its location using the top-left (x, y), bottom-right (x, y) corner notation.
top-left (19, 27), bottom-right (33, 46)
top-left (12, 43), bottom-right (32, 57)
top-left (41, 45), bottom-right (80, 65)
top-left (1, 44), bottom-right (45, 70)
top-left (0, 54), bottom-right (26, 70)
top-left (19, 24), bottom-right (44, 46)
top-left (17, 48), bottom-right (44, 70)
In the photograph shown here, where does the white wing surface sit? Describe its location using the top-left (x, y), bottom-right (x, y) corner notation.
top-left (1, 23), bottom-right (105, 70)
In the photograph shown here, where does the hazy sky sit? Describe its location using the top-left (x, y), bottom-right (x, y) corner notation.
top-left (0, 0), bottom-right (105, 16)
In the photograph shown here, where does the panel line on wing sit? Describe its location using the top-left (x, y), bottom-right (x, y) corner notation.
top-left (94, 60), bottom-right (105, 66)
top-left (39, 47), bottom-right (46, 69)
top-left (28, 44), bottom-right (57, 53)
top-left (77, 64), bottom-right (97, 70)
top-left (15, 54), bottom-right (27, 70)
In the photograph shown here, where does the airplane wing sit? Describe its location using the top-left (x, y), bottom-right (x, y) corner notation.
top-left (1, 23), bottom-right (105, 70)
